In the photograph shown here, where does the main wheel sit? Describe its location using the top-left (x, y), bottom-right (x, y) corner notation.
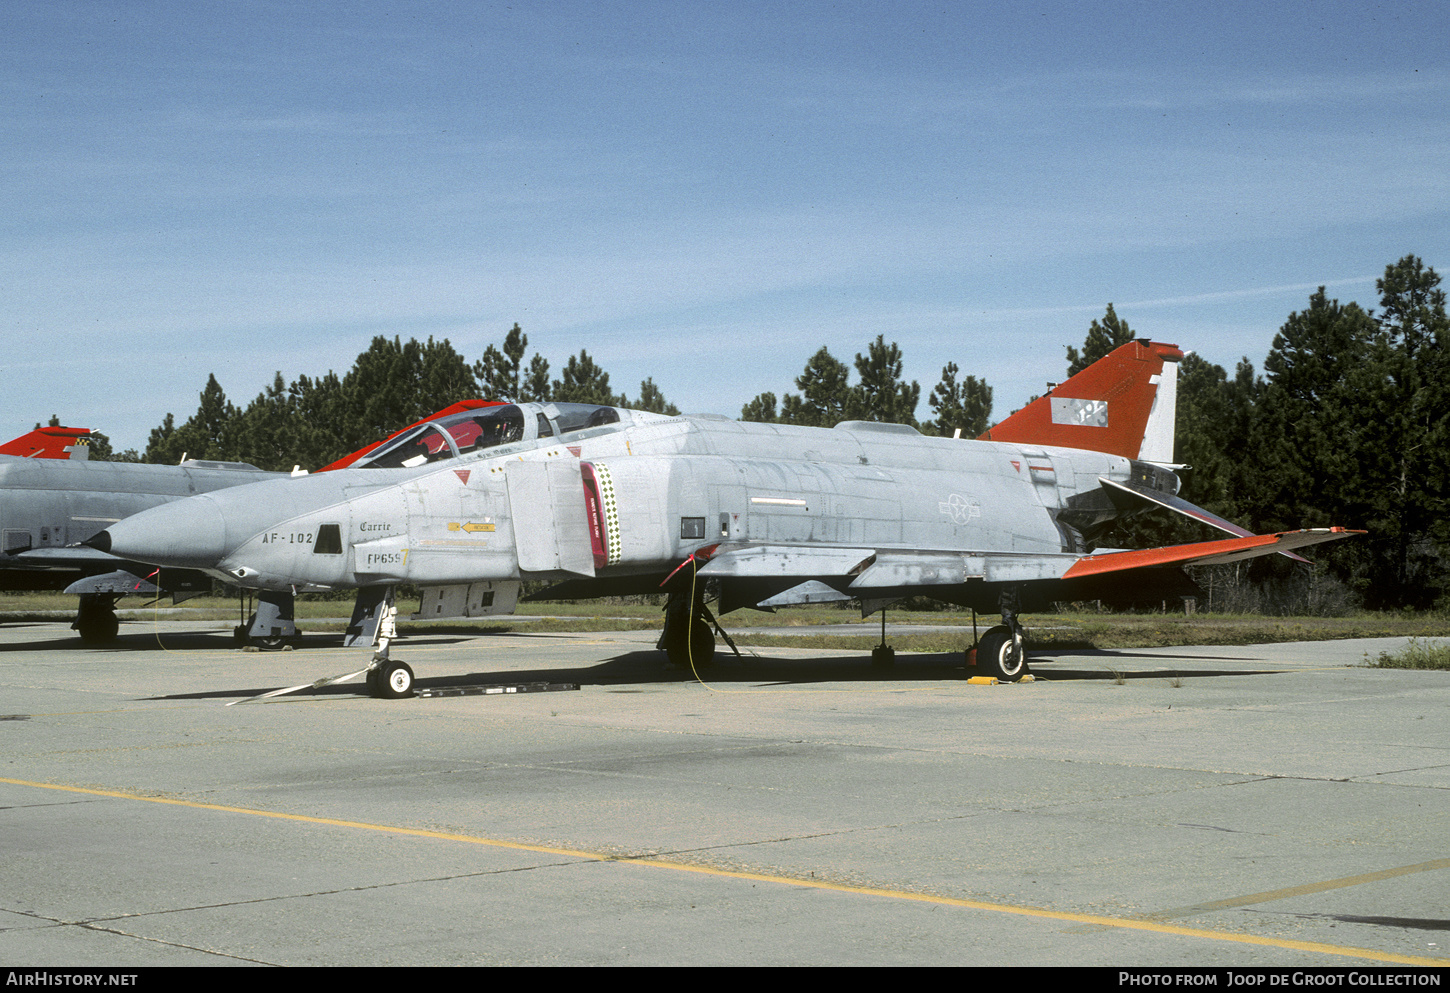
top-left (75, 606), bottom-right (119, 645)
top-left (976, 625), bottom-right (1028, 682)
top-left (871, 645), bottom-right (896, 668)
top-left (376, 660), bottom-right (415, 699)
top-left (666, 618), bottom-right (715, 670)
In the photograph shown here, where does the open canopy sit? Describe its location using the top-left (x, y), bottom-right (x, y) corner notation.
top-left (356, 402), bottom-right (624, 469)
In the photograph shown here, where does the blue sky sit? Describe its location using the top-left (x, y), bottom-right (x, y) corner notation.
top-left (4, 1), bottom-right (1447, 452)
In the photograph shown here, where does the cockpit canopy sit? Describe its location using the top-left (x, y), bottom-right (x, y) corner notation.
top-left (357, 402), bottom-right (625, 469)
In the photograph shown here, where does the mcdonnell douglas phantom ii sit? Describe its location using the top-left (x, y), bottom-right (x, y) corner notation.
top-left (91, 341), bottom-right (1360, 697)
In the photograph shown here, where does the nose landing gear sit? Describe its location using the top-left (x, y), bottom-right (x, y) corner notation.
top-left (362, 587), bottom-right (414, 699)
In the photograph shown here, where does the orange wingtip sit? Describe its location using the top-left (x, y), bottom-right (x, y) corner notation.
top-left (1062, 528), bottom-right (1365, 579)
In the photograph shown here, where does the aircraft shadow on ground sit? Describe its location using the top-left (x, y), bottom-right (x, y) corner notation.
top-left (143, 646), bottom-right (1283, 702)
top-left (0, 629), bottom-right (486, 654)
top-left (1, 623), bottom-right (1282, 695)
top-left (1032, 646), bottom-right (1268, 663)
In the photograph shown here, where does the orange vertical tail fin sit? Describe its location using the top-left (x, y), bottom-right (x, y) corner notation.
top-left (0, 425), bottom-right (92, 460)
top-left (979, 340), bottom-right (1183, 461)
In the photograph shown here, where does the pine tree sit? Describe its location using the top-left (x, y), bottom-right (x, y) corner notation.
top-left (779, 347), bottom-right (852, 427)
top-left (740, 392), bottom-right (779, 423)
top-left (1065, 303), bottom-right (1136, 376)
top-left (145, 374), bottom-right (237, 464)
top-left (1353, 257), bottom-right (1450, 605)
top-left (474, 323), bottom-right (529, 401)
top-left (848, 335), bottom-right (920, 426)
top-left (922, 362), bottom-right (992, 437)
top-left (552, 350), bottom-right (625, 406)
top-left (633, 377), bottom-right (680, 415)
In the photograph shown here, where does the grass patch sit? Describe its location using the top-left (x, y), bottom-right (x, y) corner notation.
top-left (6, 591), bottom-right (1450, 653)
top-left (1367, 638), bottom-right (1450, 670)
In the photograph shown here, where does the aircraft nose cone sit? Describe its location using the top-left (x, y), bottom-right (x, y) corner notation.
top-left (100, 495), bottom-right (229, 569)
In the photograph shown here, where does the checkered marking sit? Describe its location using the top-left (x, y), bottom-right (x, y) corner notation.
top-left (591, 462), bottom-right (621, 566)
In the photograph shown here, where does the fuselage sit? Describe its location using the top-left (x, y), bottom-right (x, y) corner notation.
top-left (96, 407), bottom-right (1176, 594)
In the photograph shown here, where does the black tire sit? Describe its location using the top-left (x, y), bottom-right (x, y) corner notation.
top-left (376, 660), bottom-right (415, 699)
top-left (76, 608), bottom-right (119, 645)
top-left (365, 667), bottom-right (382, 697)
top-left (667, 619), bottom-right (715, 669)
top-left (976, 625), bottom-right (1028, 682)
top-left (871, 645), bottom-right (895, 667)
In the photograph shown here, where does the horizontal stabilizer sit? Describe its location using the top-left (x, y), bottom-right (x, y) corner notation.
top-left (1100, 476), bottom-right (1310, 563)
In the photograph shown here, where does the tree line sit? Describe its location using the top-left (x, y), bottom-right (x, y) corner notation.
top-left (78, 254), bottom-right (1447, 610)
top-left (1095, 255), bottom-right (1447, 611)
top-left (87, 327), bottom-right (677, 472)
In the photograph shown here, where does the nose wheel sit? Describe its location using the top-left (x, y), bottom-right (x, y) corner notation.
top-left (367, 659), bottom-right (415, 699)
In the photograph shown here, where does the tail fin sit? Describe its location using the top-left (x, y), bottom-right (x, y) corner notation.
top-left (0, 425), bottom-right (92, 460)
top-left (979, 339), bottom-right (1183, 461)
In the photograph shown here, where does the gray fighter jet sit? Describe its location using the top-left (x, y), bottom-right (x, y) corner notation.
top-left (92, 341), bottom-right (1361, 696)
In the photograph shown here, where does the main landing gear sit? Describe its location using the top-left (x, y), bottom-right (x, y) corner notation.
top-left (972, 590), bottom-right (1030, 682)
top-left (658, 582), bottom-right (739, 671)
top-left (232, 590), bottom-right (300, 650)
top-left (74, 593), bottom-right (120, 645)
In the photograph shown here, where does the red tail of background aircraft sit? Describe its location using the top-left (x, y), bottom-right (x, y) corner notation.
top-left (0, 426), bottom-right (93, 460)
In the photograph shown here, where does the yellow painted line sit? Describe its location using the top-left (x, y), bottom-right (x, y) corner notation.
top-left (1144, 859), bottom-right (1450, 920)
top-left (2, 775), bottom-right (1445, 967)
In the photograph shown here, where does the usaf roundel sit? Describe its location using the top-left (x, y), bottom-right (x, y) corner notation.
top-left (939, 493), bottom-right (982, 525)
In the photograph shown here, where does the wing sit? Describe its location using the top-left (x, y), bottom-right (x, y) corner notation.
top-left (690, 528), bottom-right (1363, 614)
